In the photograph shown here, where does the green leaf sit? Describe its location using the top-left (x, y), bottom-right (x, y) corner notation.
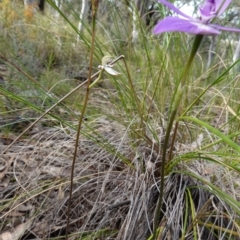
top-left (179, 116), bottom-right (240, 153)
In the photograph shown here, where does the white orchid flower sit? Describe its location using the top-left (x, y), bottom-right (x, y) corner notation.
top-left (98, 56), bottom-right (120, 76)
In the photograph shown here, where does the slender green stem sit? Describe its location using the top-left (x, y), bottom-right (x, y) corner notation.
top-left (152, 35), bottom-right (204, 239)
top-left (65, 0), bottom-right (99, 239)
top-left (168, 121), bottom-right (179, 161)
top-left (89, 70), bottom-right (103, 88)
top-left (153, 108), bottom-right (177, 235)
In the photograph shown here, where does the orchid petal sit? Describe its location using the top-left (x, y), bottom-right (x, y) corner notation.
top-left (102, 55), bottom-right (114, 66)
top-left (153, 17), bottom-right (220, 35)
top-left (158, 0), bottom-right (191, 20)
top-left (200, 0), bottom-right (232, 21)
top-left (210, 24), bottom-right (240, 33)
top-left (199, 0), bottom-right (216, 22)
top-left (215, 0), bottom-right (232, 16)
top-left (104, 66), bottom-right (120, 76)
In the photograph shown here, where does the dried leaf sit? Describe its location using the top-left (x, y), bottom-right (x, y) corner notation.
top-left (0, 157), bottom-right (13, 180)
top-left (0, 232), bottom-right (12, 240)
top-left (3, 210), bottom-right (25, 217)
top-left (191, 133), bottom-right (204, 149)
top-left (17, 204), bottom-right (33, 212)
top-left (0, 158), bottom-right (6, 172)
top-left (0, 219), bottom-right (33, 240)
top-left (57, 186), bottom-right (64, 200)
top-left (42, 166), bottom-right (63, 176)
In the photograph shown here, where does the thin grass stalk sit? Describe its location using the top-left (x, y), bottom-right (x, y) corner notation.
top-left (1, 73), bottom-right (96, 154)
top-left (0, 171), bottom-right (110, 220)
top-left (180, 116), bottom-right (240, 152)
top-left (46, 0), bottom-right (90, 47)
top-left (181, 59), bottom-right (240, 118)
top-left (175, 170), bottom-right (240, 213)
top-left (181, 191), bottom-right (189, 240)
top-left (186, 188), bottom-right (198, 240)
top-left (121, 57), bottom-right (147, 133)
top-left (188, 195), bottom-right (214, 235)
top-left (0, 54), bottom-right (48, 93)
top-left (65, 0), bottom-right (99, 238)
top-left (0, 54), bottom-right (77, 115)
top-left (0, 54), bottom-right (124, 155)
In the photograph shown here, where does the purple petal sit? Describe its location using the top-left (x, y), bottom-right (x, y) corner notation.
top-left (199, 0), bottom-right (216, 22)
top-left (158, 0), bottom-right (191, 20)
top-left (215, 0), bottom-right (232, 16)
top-left (210, 24), bottom-right (240, 33)
top-left (153, 17), bottom-right (220, 35)
top-left (200, 0), bottom-right (232, 22)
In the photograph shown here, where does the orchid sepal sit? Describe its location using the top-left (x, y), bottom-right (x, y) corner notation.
top-left (154, 0), bottom-right (238, 36)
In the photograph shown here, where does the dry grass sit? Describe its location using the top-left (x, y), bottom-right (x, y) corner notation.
top-left (1, 2), bottom-right (240, 240)
top-left (1, 114), bottom-right (240, 239)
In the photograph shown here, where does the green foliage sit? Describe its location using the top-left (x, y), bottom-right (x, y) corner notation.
top-left (1, 1), bottom-right (240, 239)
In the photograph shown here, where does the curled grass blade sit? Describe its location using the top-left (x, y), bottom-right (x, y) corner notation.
top-left (179, 116), bottom-right (240, 153)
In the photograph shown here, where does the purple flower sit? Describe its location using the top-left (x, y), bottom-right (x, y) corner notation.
top-left (153, 0), bottom-right (240, 35)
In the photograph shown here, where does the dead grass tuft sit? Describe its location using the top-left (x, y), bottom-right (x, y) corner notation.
top-left (1, 118), bottom-right (239, 239)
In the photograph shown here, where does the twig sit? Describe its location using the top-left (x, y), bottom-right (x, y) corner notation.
top-left (108, 200), bottom-right (131, 210)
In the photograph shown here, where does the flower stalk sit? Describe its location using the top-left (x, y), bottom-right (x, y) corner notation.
top-left (66, 0), bottom-right (99, 238)
top-left (152, 1), bottom-right (240, 237)
top-left (153, 34), bottom-right (204, 238)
